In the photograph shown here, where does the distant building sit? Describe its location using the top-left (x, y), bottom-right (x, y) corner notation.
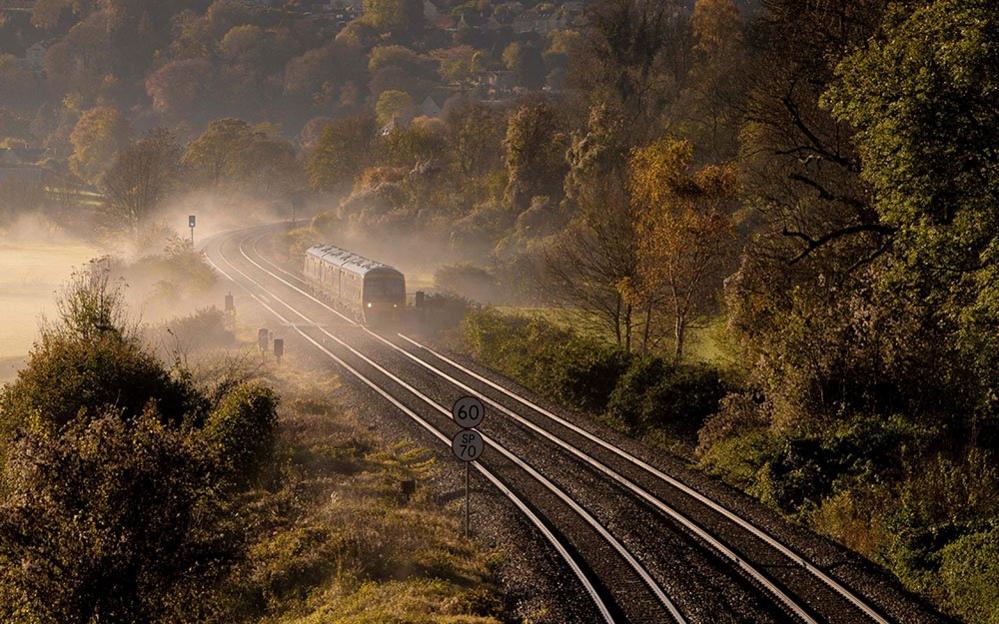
top-left (512, 9), bottom-right (567, 35)
top-left (418, 96), bottom-right (442, 118)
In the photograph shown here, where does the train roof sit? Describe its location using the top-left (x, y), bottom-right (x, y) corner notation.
top-left (306, 244), bottom-right (402, 277)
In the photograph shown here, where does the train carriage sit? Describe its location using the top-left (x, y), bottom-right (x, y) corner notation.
top-left (304, 244), bottom-right (406, 324)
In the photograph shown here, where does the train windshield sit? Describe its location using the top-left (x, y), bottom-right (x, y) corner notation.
top-left (365, 276), bottom-right (405, 300)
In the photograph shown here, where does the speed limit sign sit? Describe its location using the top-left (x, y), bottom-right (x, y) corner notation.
top-left (451, 429), bottom-right (484, 462)
top-left (452, 396), bottom-right (485, 429)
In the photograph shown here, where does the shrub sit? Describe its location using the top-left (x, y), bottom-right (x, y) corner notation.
top-left (607, 358), bottom-right (727, 439)
top-left (460, 310), bottom-right (628, 412)
top-left (434, 264), bottom-right (499, 303)
top-left (204, 382), bottom-right (279, 483)
top-left (606, 357), bottom-right (668, 431)
top-left (939, 526), bottom-right (999, 624)
top-left (0, 410), bottom-right (237, 624)
top-left (1, 267), bottom-right (198, 442)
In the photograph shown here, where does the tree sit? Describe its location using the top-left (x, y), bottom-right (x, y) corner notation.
top-left (379, 117), bottom-right (446, 167)
top-left (145, 58), bottom-right (216, 121)
top-left (362, 0), bottom-right (424, 34)
top-left (375, 89), bottom-right (414, 126)
top-left (503, 101), bottom-right (567, 210)
top-left (826, 0), bottom-right (999, 435)
top-left (306, 114), bottom-right (376, 192)
top-left (573, 0), bottom-right (692, 147)
top-left (68, 106), bottom-right (131, 185)
top-left (677, 0), bottom-right (748, 160)
top-left (0, 54), bottom-right (43, 112)
top-left (629, 138), bottom-right (738, 361)
top-left (503, 42), bottom-right (546, 90)
top-left (545, 105), bottom-right (639, 350)
top-left (433, 45), bottom-right (480, 86)
top-left (183, 119), bottom-right (301, 196)
top-left (183, 118), bottom-right (251, 188)
top-left (444, 99), bottom-right (505, 177)
top-left (101, 129), bottom-right (182, 233)
top-left (31, 0), bottom-right (78, 31)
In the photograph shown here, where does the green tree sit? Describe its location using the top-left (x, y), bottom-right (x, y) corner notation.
top-left (306, 114), bottom-right (376, 192)
top-left (503, 101), bottom-right (567, 210)
top-left (827, 0), bottom-right (999, 436)
top-left (69, 106), bottom-right (131, 185)
top-left (362, 0), bottom-right (424, 33)
top-left (375, 89), bottom-right (414, 126)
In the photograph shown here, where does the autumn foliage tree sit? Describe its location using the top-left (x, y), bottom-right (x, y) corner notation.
top-left (69, 106), bottom-right (131, 185)
top-left (101, 130), bottom-right (182, 233)
top-left (306, 114), bottom-right (376, 193)
top-left (629, 138), bottom-right (738, 361)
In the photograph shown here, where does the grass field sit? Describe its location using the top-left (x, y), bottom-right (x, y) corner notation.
top-left (494, 306), bottom-right (738, 368)
top-left (0, 239), bottom-right (97, 359)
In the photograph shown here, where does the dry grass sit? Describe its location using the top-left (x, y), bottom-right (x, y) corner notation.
top-left (230, 359), bottom-right (506, 624)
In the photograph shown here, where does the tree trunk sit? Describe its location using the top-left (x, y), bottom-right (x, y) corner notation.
top-left (624, 302), bottom-right (633, 353)
top-left (642, 302), bottom-right (653, 354)
top-left (613, 295), bottom-right (623, 348)
top-left (673, 313), bottom-right (686, 364)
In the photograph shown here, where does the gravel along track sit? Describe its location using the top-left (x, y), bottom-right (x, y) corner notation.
top-left (203, 225), bottom-right (949, 624)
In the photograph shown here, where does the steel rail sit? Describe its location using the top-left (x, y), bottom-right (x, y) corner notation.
top-left (240, 233), bottom-right (822, 624)
top-left (396, 335), bottom-right (893, 624)
top-left (247, 229), bottom-right (896, 624)
top-left (206, 240), bottom-right (619, 623)
top-left (211, 234), bottom-right (687, 623)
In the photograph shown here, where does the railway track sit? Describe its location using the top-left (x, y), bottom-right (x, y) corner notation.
top-left (203, 225), bottom-right (938, 624)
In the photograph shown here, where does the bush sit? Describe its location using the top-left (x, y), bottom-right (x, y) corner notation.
top-left (460, 309), bottom-right (628, 412)
top-left (434, 264), bottom-right (499, 303)
top-left (0, 410), bottom-right (238, 624)
top-left (606, 357), bottom-right (668, 431)
top-left (1, 267), bottom-right (198, 443)
top-left (939, 526), bottom-right (999, 624)
top-left (607, 358), bottom-right (727, 439)
top-left (204, 382), bottom-right (279, 483)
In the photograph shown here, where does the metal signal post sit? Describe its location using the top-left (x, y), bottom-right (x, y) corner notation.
top-left (188, 214), bottom-right (196, 246)
top-left (451, 397), bottom-right (486, 539)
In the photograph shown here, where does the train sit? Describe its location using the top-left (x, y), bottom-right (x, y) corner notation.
top-left (303, 244), bottom-right (406, 324)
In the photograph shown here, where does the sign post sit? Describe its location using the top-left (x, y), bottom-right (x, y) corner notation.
top-left (188, 215), bottom-right (196, 247)
top-left (273, 338), bottom-right (284, 364)
top-left (451, 396), bottom-right (486, 539)
top-left (258, 328), bottom-right (269, 361)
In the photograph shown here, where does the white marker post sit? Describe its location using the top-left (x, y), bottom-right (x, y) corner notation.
top-left (452, 396), bottom-right (486, 539)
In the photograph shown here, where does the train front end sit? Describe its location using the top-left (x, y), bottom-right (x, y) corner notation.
top-left (362, 268), bottom-right (406, 325)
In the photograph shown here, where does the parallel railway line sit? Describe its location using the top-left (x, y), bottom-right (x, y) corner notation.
top-left (203, 225), bottom-right (914, 624)
top-left (209, 232), bottom-right (683, 624)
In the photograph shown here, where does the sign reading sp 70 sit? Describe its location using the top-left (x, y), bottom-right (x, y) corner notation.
top-left (451, 429), bottom-right (484, 462)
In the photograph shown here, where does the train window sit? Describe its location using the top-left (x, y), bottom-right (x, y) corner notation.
top-left (366, 278), bottom-right (404, 298)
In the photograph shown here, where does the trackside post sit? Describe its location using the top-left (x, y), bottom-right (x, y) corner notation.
top-left (451, 396), bottom-right (486, 538)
